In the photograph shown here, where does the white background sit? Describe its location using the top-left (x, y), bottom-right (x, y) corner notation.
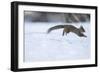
top-left (0, 0), bottom-right (99, 73)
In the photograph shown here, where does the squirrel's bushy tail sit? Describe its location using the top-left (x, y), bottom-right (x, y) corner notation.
top-left (47, 25), bottom-right (65, 33)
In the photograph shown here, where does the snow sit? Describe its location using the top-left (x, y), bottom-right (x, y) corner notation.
top-left (24, 22), bottom-right (91, 62)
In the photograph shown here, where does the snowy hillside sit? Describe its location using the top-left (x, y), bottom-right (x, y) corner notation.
top-left (24, 22), bottom-right (91, 62)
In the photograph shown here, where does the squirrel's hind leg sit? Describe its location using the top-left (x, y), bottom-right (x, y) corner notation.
top-left (62, 30), bottom-right (65, 36)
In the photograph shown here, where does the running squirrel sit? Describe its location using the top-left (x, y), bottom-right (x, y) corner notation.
top-left (47, 25), bottom-right (87, 37)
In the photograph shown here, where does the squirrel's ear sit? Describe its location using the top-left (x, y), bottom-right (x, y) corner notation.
top-left (79, 25), bottom-right (85, 32)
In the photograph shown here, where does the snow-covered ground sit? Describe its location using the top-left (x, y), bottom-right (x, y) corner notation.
top-left (24, 22), bottom-right (91, 62)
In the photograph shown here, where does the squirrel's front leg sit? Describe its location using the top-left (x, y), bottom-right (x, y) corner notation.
top-left (62, 30), bottom-right (65, 36)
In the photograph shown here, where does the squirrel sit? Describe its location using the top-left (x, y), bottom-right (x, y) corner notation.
top-left (47, 25), bottom-right (87, 37)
